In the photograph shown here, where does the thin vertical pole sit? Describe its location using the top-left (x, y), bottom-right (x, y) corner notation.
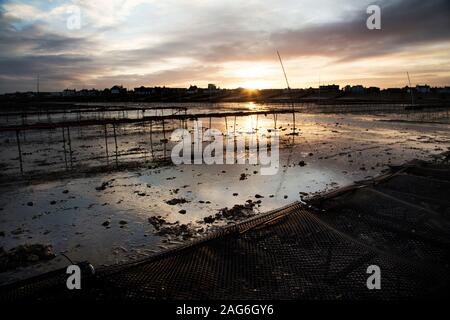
top-left (162, 119), bottom-right (166, 140)
top-left (67, 127), bottom-right (73, 169)
top-left (407, 72), bottom-right (414, 106)
top-left (149, 121), bottom-right (154, 159)
top-left (62, 128), bottom-right (68, 170)
top-left (113, 122), bottom-right (118, 167)
top-left (104, 124), bottom-right (109, 165)
top-left (162, 119), bottom-right (167, 159)
top-left (16, 130), bottom-right (23, 174)
top-left (277, 50), bottom-right (296, 135)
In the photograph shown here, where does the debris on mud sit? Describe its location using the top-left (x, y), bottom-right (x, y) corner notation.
top-left (166, 198), bottom-right (189, 205)
top-left (0, 244), bottom-right (55, 272)
top-left (95, 179), bottom-right (115, 191)
top-left (148, 216), bottom-right (197, 240)
top-left (201, 202), bottom-right (256, 224)
top-left (11, 228), bottom-right (25, 235)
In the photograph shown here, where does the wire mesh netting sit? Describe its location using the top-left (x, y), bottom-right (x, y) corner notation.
top-left (0, 162), bottom-right (449, 300)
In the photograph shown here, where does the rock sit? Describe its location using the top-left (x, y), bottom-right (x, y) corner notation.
top-left (233, 193), bottom-right (238, 196)
top-left (298, 161), bottom-right (306, 167)
top-left (50, 200), bottom-right (56, 205)
top-left (0, 231), bottom-right (4, 237)
top-left (119, 220), bottom-right (127, 225)
top-left (255, 194), bottom-right (264, 199)
top-left (62, 190), bottom-right (69, 194)
top-left (179, 210), bottom-right (186, 215)
top-left (239, 173), bottom-right (248, 181)
top-left (27, 202), bottom-right (33, 207)
top-left (102, 221), bottom-right (110, 227)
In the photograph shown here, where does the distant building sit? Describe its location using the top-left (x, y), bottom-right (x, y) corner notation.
top-left (436, 87), bottom-right (450, 94)
top-left (367, 87), bottom-right (380, 94)
top-left (384, 88), bottom-right (403, 94)
top-left (134, 86), bottom-right (153, 95)
top-left (319, 84), bottom-right (340, 92)
top-left (78, 89), bottom-right (98, 97)
top-left (344, 85), bottom-right (365, 94)
top-left (110, 85), bottom-right (127, 95)
top-left (62, 89), bottom-right (76, 97)
top-left (208, 84), bottom-right (217, 92)
top-left (187, 85), bottom-right (198, 94)
top-left (416, 85), bottom-right (431, 94)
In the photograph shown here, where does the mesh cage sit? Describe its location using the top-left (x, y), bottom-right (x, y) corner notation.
top-left (0, 163), bottom-right (449, 300)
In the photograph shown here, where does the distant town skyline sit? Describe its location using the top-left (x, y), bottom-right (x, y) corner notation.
top-left (1, 0), bottom-right (449, 93)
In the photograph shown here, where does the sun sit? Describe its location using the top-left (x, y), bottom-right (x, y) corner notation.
top-left (239, 80), bottom-right (271, 90)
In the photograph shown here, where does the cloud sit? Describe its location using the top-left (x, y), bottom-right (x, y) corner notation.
top-left (0, 0), bottom-right (449, 92)
top-left (271, 0), bottom-right (450, 61)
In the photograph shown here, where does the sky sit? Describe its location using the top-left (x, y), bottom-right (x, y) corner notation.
top-left (0, 0), bottom-right (449, 93)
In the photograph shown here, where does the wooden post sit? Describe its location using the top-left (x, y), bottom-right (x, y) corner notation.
top-left (149, 121), bottom-right (154, 160)
top-left (113, 122), bottom-right (118, 167)
top-left (162, 119), bottom-right (166, 140)
top-left (67, 127), bottom-right (73, 169)
top-left (162, 119), bottom-right (167, 159)
top-left (104, 124), bottom-right (109, 165)
top-left (16, 130), bottom-right (23, 174)
top-left (62, 128), bottom-right (68, 170)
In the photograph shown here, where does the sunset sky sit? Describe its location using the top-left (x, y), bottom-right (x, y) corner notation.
top-left (0, 0), bottom-right (449, 93)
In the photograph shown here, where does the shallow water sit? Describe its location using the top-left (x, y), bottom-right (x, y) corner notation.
top-left (0, 103), bottom-right (449, 284)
